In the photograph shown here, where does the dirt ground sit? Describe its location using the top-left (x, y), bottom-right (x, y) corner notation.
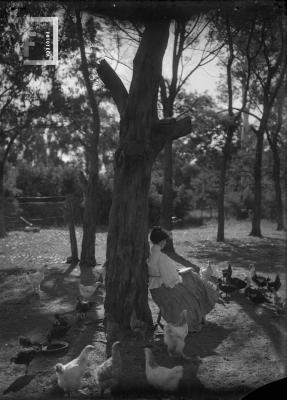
top-left (0, 220), bottom-right (286, 400)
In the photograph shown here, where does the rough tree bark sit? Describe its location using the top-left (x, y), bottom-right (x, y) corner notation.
top-left (76, 10), bottom-right (100, 271)
top-left (0, 163), bottom-right (5, 238)
top-left (159, 79), bottom-right (175, 253)
top-left (250, 128), bottom-right (264, 237)
top-left (250, 18), bottom-right (286, 237)
top-left (271, 143), bottom-right (284, 230)
top-left (96, 22), bottom-right (192, 350)
top-left (217, 127), bottom-right (234, 241)
top-left (217, 17), bottom-right (236, 242)
top-left (266, 85), bottom-right (285, 231)
top-left (65, 194), bottom-right (79, 263)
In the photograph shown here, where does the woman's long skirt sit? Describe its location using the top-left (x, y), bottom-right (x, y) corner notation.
top-left (150, 271), bottom-right (219, 332)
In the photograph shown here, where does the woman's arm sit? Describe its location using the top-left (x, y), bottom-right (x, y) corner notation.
top-left (158, 253), bottom-right (182, 288)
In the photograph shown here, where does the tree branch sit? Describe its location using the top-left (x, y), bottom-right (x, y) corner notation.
top-left (156, 116), bottom-right (192, 140)
top-left (96, 59), bottom-right (129, 117)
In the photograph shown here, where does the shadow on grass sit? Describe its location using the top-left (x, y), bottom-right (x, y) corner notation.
top-left (184, 237), bottom-right (285, 275)
top-left (234, 293), bottom-right (287, 362)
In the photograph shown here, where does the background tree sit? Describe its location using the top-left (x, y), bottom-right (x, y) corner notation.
top-left (248, 11), bottom-right (286, 236)
top-left (266, 82), bottom-right (286, 230)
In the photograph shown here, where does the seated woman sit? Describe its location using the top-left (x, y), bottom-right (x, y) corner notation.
top-left (147, 227), bottom-right (219, 332)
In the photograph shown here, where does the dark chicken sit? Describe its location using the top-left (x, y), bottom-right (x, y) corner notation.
top-left (249, 264), bottom-right (269, 287)
top-left (217, 278), bottom-right (237, 299)
top-left (267, 275), bottom-right (281, 293)
top-left (76, 298), bottom-right (92, 319)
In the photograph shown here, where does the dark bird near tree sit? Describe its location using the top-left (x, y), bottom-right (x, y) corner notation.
top-left (249, 264), bottom-right (269, 287)
top-left (225, 275), bottom-right (247, 291)
top-left (76, 298), bottom-right (92, 319)
top-left (217, 278), bottom-right (237, 299)
top-left (267, 275), bottom-right (281, 293)
top-left (222, 264), bottom-right (232, 280)
top-left (10, 349), bottom-right (37, 374)
top-left (244, 278), bottom-right (272, 305)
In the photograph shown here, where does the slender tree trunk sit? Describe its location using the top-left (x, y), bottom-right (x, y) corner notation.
top-left (270, 143), bottom-right (284, 230)
top-left (65, 194), bottom-right (79, 263)
top-left (160, 139), bottom-right (174, 253)
top-left (80, 151), bottom-right (98, 268)
top-left (76, 9), bottom-right (100, 271)
top-left (217, 129), bottom-right (233, 242)
top-left (0, 163), bottom-right (6, 238)
top-left (250, 130), bottom-right (264, 237)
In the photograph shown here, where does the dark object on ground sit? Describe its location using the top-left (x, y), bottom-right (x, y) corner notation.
top-left (267, 274), bottom-right (281, 292)
top-left (76, 298), bottom-right (92, 319)
top-left (47, 324), bottom-right (71, 342)
top-left (41, 341), bottom-right (69, 354)
top-left (10, 349), bottom-right (37, 374)
top-left (241, 377), bottom-right (287, 399)
top-left (245, 287), bottom-right (272, 304)
top-left (226, 275), bottom-right (247, 290)
top-left (54, 313), bottom-right (69, 327)
top-left (3, 374), bottom-right (36, 394)
top-left (66, 256), bottom-right (79, 264)
top-left (18, 336), bottom-right (45, 350)
top-left (217, 278), bottom-right (237, 299)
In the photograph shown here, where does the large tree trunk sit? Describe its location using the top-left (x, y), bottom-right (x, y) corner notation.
top-left (270, 143), bottom-right (284, 230)
top-left (217, 129), bottom-right (233, 242)
top-left (0, 163), bottom-right (6, 238)
top-left (160, 139), bottom-right (175, 253)
top-left (76, 9), bottom-right (100, 271)
top-left (250, 130), bottom-right (264, 237)
top-left (102, 21), bottom-right (170, 346)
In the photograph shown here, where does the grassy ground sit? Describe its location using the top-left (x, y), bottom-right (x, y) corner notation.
top-left (0, 219), bottom-right (286, 399)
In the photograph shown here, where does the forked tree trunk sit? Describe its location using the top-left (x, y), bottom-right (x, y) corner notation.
top-left (250, 129), bottom-right (264, 237)
top-left (97, 22), bottom-right (192, 353)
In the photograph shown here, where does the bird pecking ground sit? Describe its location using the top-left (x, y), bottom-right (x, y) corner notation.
top-left (0, 219), bottom-right (286, 400)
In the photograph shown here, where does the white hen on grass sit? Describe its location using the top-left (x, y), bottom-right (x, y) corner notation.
top-left (164, 309), bottom-right (190, 360)
top-left (144, 347), bottom-right (183, 392)
top-left (25, 266), bottom-right (45, 293)
top-left (93, 341), bottom-right (122, 395)
top-left (55, 345), bottom-right (95, 399)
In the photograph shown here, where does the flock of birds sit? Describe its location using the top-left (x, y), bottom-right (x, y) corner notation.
top-left (216, 263), bottom-right (285, 314)
top-left (8, 261), bottom-right (286, 397)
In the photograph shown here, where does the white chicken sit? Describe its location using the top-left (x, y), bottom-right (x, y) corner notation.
top-left (144, 347), bottom-right (183, 392)
top-left (25, 266), bottom-right (45, 294)
top-left (163, 309), bottom-right (190, 360)
top-left (200, 261), bottom-right (215, 282)
top-left (55, 344), bottom-right (95, 399)
top-left (92, 341), bottom-right (122, 395)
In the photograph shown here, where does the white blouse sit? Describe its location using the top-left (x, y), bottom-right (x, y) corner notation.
top-left (147, 244), bottom-right (182, 289)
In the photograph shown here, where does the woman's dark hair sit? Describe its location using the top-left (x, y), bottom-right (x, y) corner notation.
top-left (150, 227), bottom-right (169, 244)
